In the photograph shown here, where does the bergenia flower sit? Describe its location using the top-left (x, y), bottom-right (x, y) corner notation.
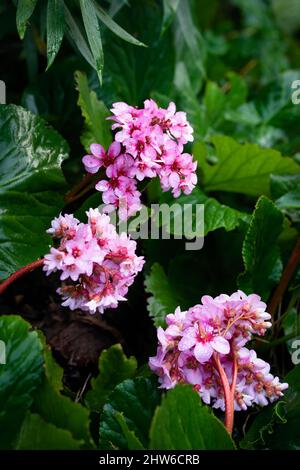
top-left (43, 210), bottom-right (144, 314)
top-left (82, 99), bottom-right (198, 220)
top-left (149, 291), bottom-right (288, 415)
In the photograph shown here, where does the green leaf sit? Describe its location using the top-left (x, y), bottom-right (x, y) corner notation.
top-left (271, 174), bottom-right (300, 221)
top-left (0, 104), bottom-right (68, 280)
top-left (241, 365), bottom-right (300, 450)
top-left (93, 0), bottom-right (146, 47)
top-left (177, 0), bottom-right (206, 80)
top-left (149, 385), bottom-right (236, 450)
top-left (270, 174), bottom-right (300, 199)
top-left (46, 0), bottom-right (65, 70)
top-left (195, 135), bottom-right (300, 196)
top-left (204, 81), bottom-right (227, 128)
top-left (99, 377), bottom-right (161, 450)
top-left (31, 333), bottom-right (93, 448)
top-left (39, 334), bottom-right (64, 393)
top-left (0, 315), bottom-right (43, 449)
top-left (161, 0), bottom-right (180, 35)
top-left (158, 188), bottom-right (249, 239)
top-left (98, 0), bottom-right (175, 105)
top-left (16, 413), bottom-right (82, 450)
top-left (85, 344), bottom-right (137, 413)
top-left (32, 380), bottom-right (93, 448)
top-left (16, 0), bottom-right (38, 39)
top-left (64, 4), bottom-right (94, 69)
top-left (80, 0), bottom-right (104, 85)
top-left (114, 413), bottom-right (144, 450)
top-left (238, 196), bottom-right (283, 300)
top-left (144, 263), bottom-right (180, 327)
top-left (75, 70), bottom-right (112, 152)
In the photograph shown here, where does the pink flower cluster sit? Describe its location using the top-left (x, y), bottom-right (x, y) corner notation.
top-left (82, 100), bottom-right (197, 219)
top-left (149, 291), bottom-right (288, 411)
top-left (43, 211), bottom-right (144, 314)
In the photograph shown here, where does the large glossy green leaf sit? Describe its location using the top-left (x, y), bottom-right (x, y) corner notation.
top-left (238, 196), bottom-right (283, 300)
top-left (195, 135), bottom-right (300, 196)
top-left (75, 71), bottom-right (112, 152)
top-left (99, 377), bottom-right (161, 450)
top-left (46, 0), bottom-right (65, 70)
top-left (16, 0), bottom-right (38, 39)
top-left (16, 413), bottom-right (82, 450)
top-left (80, 0), bottom-right (104, 85)
top-left (85, 344), bottom-right (137, 413)
top-left (0, 104), bottom-right (68, 280)
top-left (241, 365), bottom-right (300, 450)
top-left (149, 385), bottom-right (236, 450)
top-left (0, 315), bottom-right (43, 449)
top-left (144, 263), bottom-right (180, 327)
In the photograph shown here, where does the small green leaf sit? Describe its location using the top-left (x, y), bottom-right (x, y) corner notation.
top-left (99, 377), bottom-right (161, 450)
top-left (204, 81), bottom-right (227, 127)
top-left (85, 344), bottom-right (137, 413)
top-left (144, 263), bottom-right (180, 327)
top-left (64, 4), bottom-right (94, 69)
top-left (177, 0), bottom-right (206, 80)
top-left (238, 196), bottom-right (283, 300)
top-left (114, 413), bottom-right (145, 450)
top-left (241, 365), bottom-right (300, 450)
top-left (46, 0), bottom-right (65, 70)
top-left (16, 413), bottom-right (82, 450)
top-left (32, 380), bottom-right (93, 448)
top-left (149, 385), bottom-right (236, 450)
top-left (80, 0), bottom-right (104, 86)
top-left (195, 135), bottom-right (300, 196)
top-left (0, 316), bottom-right (43, 449)
top-left (271, 174), bottom-right (300, 200)
top-left (75, 70), bottom-right (112, 152)
top-left (161, 0), bottom-right (180, 35)
top-left (16, 0), bottom-right (38, 39)
top-left (93, 0), bottom-right (146, 47)
top-left (32, 333), bottom-right (94, 448)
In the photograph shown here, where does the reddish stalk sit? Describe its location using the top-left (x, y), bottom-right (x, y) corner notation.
top-left (268, 238), bottom-right (300, 317)
top-left (64, 180), bottom-right (98, 205)
top-left (213, 353), bottom-right (234, 435)
top-left (0, 258), bottom-right (44, 296)
top-left (231, 354), bottom-right (238, 401)
top-left (65, 173), bottom-right (94, 202)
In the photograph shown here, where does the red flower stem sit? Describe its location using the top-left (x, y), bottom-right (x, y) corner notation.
top-left (65, 173), bottom-right (93, 202)
top-left (231, 354), bottom-right (238, 400)
top-left (213, 353), bottom-right (234, 435)
top-left (268, 238), bottom-right (300, 318)
top-left (0, 258), bottom-right (44, 296)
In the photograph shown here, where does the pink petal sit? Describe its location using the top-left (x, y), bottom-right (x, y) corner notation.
top-left (211, 336), bottom-right (230, 355)
top-left (108, 141), bottom-right (121, 158)
top-left (169, 172), bottom-right (180, 187)
top-left (178, 328), bottom-right (196, 351)
top-left (95, 180), bottom-right (109, 192)
top-left (82, 155), bottom-right (101, 174)
top-left (194, 342), bottom-right (213, 363)
top-left (90, 143), bottom-right (105, 158)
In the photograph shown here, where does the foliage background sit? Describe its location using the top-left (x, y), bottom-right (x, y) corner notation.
top-left (0, 0), bottom-right (300, 450)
